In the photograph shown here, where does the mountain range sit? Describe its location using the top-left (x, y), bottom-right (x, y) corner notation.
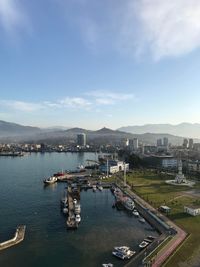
top-left (118, 123), bottom-right (200, 139)
top-left (0, 120), bottom-right (198, 145)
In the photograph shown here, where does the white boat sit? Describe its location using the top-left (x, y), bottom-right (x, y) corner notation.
top-left (73, 198), bottom-right (77, 205)
top-left (62, 207), bottom-right (68, 214)
top-left (132, 210), bottom-right (139, 217)
top-left (102, 264), bottom-right (113, 267)
top-left (139, 241), bottom-right (149, 249)
top-left (114, 246), bottom-right (130, 253)
top-left (139, 218), bottom-right (145, 223)
top-left (98, 186), bottom-right (103, 191)
top-left (112, 251), bottom-right (126, 260)
top-left (74, 204), bottom-right (81, 214)
top-left (93, 185), bottom-right (97, 192)
top-left (43, 176), bottom-right (57, 184)
top-left (75, 214), bottom-right (81, 223)
top-left (123, 198), bottom-right (135, 211)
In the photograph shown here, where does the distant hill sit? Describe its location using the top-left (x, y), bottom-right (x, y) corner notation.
top-left (0, 121), bottom-right (193, 145)
top-left (0, 120), bottom-right (41, 137)
top-left (118, 123), bottom-right (200, 139)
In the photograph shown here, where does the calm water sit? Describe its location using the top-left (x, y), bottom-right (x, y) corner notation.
top-left (0, 153), bottom-right (157, 267)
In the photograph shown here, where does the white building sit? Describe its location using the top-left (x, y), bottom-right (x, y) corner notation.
top-left (175, 160), bottom-right (186, 184)
top-left (184, 206), bottom-right (200, 216)
top-left (99, 160), bottom-right (129, 174)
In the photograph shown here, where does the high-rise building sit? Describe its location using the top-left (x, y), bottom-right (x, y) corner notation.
top-left (163, 137), bottom-right (169, 147)
top-left (189, 138), bottom-right (194, 149)
top-left (133, 138), bottom-right (139, 150)
top-left (157, 139), bottom-right (162, 146)
top-left (183, 138), bottom-right (189, 148)
top-left (77, 133), bottom-right (86, 147)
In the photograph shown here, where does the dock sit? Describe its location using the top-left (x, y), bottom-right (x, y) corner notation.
top-left (0, 225), bottom-right (26, 251)
top-left (66, 186), bottom-right (80, 229)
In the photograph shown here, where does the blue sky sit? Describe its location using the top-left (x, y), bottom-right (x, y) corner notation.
top-left (1, 0), bottom-right (200, 129)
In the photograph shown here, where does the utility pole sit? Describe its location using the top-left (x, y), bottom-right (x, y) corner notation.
top-left (107, 158), bottom-right (109, 178)
top-left (124, 162), bottom-right (126, 187)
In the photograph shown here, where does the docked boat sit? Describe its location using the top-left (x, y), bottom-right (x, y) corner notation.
top-left (75, 214), bottom-right (81, 223)
top-left (139, 218), bottom-right (145, 223)
top-left (74, 203), bottom-right (81, 214)
top-left (92, 185), bottom-right (97, 192)
top-left (112, 251), bottom-right (126, 260)
top-left (147, 235), bottom-right (156, 240)
top-left (132, 209), bottom-right (139, 217)
top-left (43, 176), bottom-right (57, 184)
top-left (123, 197), bottom-right (135, 211)
top-left (139, 241), bottom-right (149, 249)
top-left (102, 264), bottom-right (113, 267)
top-left (98, 186), bottom-right (103, 191)
top-left (114, 246), bottom-right (130, 254)
top-left (62, 207), bottom-right (68, 214)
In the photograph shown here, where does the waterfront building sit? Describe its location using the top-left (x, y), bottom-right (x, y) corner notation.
top-left (77, 133), bottom-right (86, 147)
top-left (99, 160), bottom-right (129, 174)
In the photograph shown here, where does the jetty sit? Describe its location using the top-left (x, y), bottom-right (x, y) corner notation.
top-left (0, 225), bottom-right (26, 251)
top-left (66, 186), bottom-right (80, 229)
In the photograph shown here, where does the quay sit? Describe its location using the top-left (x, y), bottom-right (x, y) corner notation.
top-left (116, 182), bottom-right (187, 267)
top-left (66, 186), bottom-right (80, 229)
top-left (0, 225), bottom-right (26, 251)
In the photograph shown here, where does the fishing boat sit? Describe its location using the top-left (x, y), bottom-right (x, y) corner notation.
top-left (43, 176), bottom-right (57, 184)
top-left (102, 264), bottom-right (113, 267)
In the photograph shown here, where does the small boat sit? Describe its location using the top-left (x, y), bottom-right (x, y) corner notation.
top-left (102, 264), bottom-right (113, 267)
top-left (62, 207), bottom-right (68, 214)
top-left (132, 210), bottom-right (139, 217)
top-left (139, 218), bottom-right (145, 223)
top-left (123, 197), bottom-right (135, 211)
top-left (112, 251), bottom-right (126, 260)
top-left (92, 185), bottom-right (97, 192)
top-left (98, 186), bottom-right (103, 191)
top-left (114, 246), bottom-right (130, 254)
top-left (139, 241), bottom-right (149, 249)
top-left (75, 214), bottom-right (81, 223)
top-left (144, 238), bottom-right (153, 243)
top-left (147, 235), bottom-right (156, 240)
top-left (73, 198), bottom-right (77, 205)
top-left (43, 176), bottom-right (57, 184)
top-left (74, 204), bottom-right (81, 214)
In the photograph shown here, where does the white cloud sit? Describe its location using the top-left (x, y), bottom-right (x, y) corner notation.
top-left (60, 0), bottom-right (200, 60)
top-left (59, 97), bottom-right (91, 109)
top-left (0, 0), bottom-right (30, 37)
top-left (0, 100), bottom-right (43, 112)
top-left (86, 90), bottom-right (135, 105)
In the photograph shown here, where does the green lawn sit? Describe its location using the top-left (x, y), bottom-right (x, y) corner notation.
top-left (123, 170), bottom-right (200, 267)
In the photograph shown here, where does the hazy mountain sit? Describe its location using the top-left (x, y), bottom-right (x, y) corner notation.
top-left (118, 123), bottom-right (200, 138)
top-left (0, 120), bottom-right (41, 137)
top-left (0, 121), bottom-right (191, 145)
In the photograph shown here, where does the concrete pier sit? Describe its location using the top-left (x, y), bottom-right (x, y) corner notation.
top-left (0, 225), bottom-right (26, 251)
top-left (66, 186), bottom-right (80, 229)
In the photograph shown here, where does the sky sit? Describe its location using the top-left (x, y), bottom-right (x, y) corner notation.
top-left (1, 0), bottom-right (200, 129)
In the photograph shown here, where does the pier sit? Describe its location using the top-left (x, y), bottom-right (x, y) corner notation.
top-left (66, 186), bottom-right (80, 229)
top-left (0, 225), bottom-right (26, 251)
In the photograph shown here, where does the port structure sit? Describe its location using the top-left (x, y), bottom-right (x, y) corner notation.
top-left (0, 225), bottom-right (26, 251)
top-left (66, 185), bottom-right (80, 229)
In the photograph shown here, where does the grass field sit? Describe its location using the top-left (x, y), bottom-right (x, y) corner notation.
top-left (123, 170), bottom-right (200, 267)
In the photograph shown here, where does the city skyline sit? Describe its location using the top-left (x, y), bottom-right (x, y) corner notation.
top-left (1, 1), bottom-right (200, 129)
